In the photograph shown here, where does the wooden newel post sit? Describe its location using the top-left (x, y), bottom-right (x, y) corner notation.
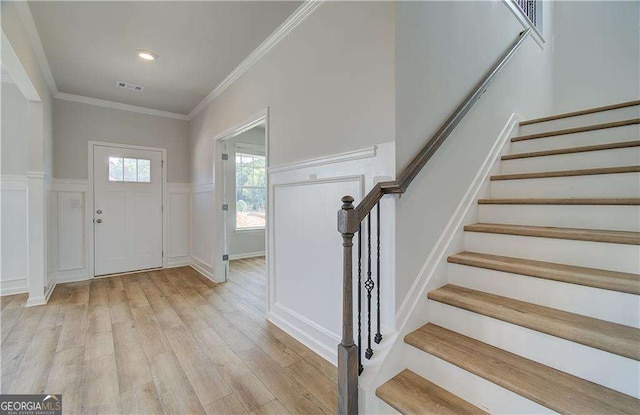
top-left (337, 195), bottom-right (359, 415)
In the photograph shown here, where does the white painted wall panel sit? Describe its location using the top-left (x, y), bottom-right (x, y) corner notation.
top-left (268, 142), bottom-right (396, 363)
top-left (168, 188), bottom-right (189, 264)
top-left (190, 184), bottom-right (214, 271)
top-left (57, 191), bottom-right (85, 271)
top-left (273, 178), bottom-right (362, 337)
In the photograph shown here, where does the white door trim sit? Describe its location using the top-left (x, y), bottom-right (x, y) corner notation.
top-left (212, 107), bottom-right (270, 310)
top-left (87, 141), bottom-right (168, 278)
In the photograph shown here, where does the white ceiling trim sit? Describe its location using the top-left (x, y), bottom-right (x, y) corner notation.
top-left (187, 0), bottom-right (325, 120)
top-left (54, 92), bottom-right (189, 121)
top-left (14, 2), bottom-right (59, 95)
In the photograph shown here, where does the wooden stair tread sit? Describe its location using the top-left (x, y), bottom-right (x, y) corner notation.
top-left (427, 285), bottom-right (640, 360)
top-left (490, 165), bottom-right (640, 180)
top-left (478, 198), bottom-right (640, 205)
top-left (520, 100), bottom-right (640, 126)
top-left (464, 223), bottom-right (640, 245)
top-left (502, 140), bottom-right (640, 160)
top-left (405, 324), bottom-right (640, 415)
top-left (376, 369), bottom-right (487, 415)
top-left (511, 118), bottom-right (640, 142)
top-left (448, 251), bottom-right (640, 295)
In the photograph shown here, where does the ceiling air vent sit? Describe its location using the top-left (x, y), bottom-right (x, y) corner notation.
top-left (116, 81), bottom-right (144, 92)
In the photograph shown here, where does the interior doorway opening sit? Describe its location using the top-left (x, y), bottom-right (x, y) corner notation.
top-left (213, 111), bottom-right (268, 303)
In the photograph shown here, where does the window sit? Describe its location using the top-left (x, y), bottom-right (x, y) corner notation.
top-left (109, 157), bottom-right (151, 183)
top-left (513, 0), bottom-right (542, 31)
top-left (235, 152), bottom-right (266, 229)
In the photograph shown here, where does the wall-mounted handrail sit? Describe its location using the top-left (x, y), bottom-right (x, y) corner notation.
top-left (355, 28), bottom-right (531, 222)
top-left (337, 28), bottom-right (531, 415)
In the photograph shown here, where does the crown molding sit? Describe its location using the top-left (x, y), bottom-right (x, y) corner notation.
top-left (187, 0), bottom-right (325, 120)
top-left (54, 92), bottom-right (189, 121)
top-left (14, 1), bottom-right (59, 95)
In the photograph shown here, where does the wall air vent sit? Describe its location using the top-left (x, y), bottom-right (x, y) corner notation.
top-left (116, 81), bottom-right (144, 92)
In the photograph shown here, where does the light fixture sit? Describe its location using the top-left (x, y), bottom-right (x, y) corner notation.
top-left (137, 50), bottom-right (157, 61)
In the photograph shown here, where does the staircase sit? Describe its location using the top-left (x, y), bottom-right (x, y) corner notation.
top-left (376, 101), bottom-right (640, 414)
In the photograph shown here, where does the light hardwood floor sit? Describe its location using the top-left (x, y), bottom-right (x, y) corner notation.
top-left (0, 258), bottom-right (337, 414)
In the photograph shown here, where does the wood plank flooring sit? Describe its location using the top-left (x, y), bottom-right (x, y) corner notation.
top-left (0, 258), bottom-right (337, 414)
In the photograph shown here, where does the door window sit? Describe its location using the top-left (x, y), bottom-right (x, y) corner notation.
top-left (109, 157), bottom-right (152, 183)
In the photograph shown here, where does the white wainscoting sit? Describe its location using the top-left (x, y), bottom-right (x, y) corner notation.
top-left (53, 179), bottom-right (88, 283)
top-left (1, 176), bottom-right (192, 297)
top-left (190, 180), bottom-right (215, 280)
top-left (167, 183), bottom-right (190, 267)
top-left (267, 142), bottom-right (396, 364)
top-left (46, 179), bottom-right (193, 284)
top-left (0, 176), bottom-right (29, 295)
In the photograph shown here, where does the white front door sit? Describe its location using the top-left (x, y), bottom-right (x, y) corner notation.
top-left (93, 145), bottom-right (163, 276)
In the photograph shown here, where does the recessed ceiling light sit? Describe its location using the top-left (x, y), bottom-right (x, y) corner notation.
top-left (137, 50), bottom-right (157, 61)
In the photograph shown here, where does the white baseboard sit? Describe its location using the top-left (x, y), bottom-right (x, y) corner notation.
top-left (0, 278), bottom-right (28, 296)
top-left (26, 282), bottom-right (54, 307)
top-left (229, 251), bottom-right (266, 260)
top-left (56, 268), bottom-right (90, 284)
top-left (189, 256), bottom-right (217, 283)
top-left (268, 303), bottom-right (339, 365)
top-left (167, 256), bottom-right (190, 268)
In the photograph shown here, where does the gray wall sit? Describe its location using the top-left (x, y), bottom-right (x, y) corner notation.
top-left (189, 1), bottom-right (395, 182)
top-left (224, 127), bottom-right (266, 257)
top-left (1, 83), bottom-right (28, 175)
top-left (2, 1), bottom-right (54, 177)
top-left (395, 1), bottom-right (554, 309)
top-left (53, 99), bottom-right (190, 182)
top-left (552, 1), bottom-right (640, 112)
top-left (188, 1), bottom-right (395, 284)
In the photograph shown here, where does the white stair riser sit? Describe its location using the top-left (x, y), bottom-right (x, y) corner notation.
top-left (401, 344), bottom-right (554, 414)
top-left (478, 204), bottom-right (640, 231)
top-left (464, 232), bottom-right (640, 274)
top-left (501, 147), bottom-right (640, 174)
top-left (519, 106), bottom-right (640, 136)
top-left (511, 124), bottom-right (640, 154)
top-left (490, 173), bottom-right (640, 199)
top-left (376, 399), bottom-right (400, 415)
top-left (447, 263), bottom-right (640, 327)
top-left (429, 302), bottom-right (640, 398)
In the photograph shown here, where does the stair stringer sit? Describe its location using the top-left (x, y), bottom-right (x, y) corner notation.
top-left (360, 113), bottom-right (524, 414)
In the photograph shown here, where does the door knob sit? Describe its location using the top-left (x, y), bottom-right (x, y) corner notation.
top-left (96, 219), bottom-right (103, 223)
top-left (96, 209), bottom-right (102, 214)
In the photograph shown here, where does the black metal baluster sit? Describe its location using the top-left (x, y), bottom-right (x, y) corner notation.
top-left (357, 224), bottom-right (363, 375)
top-left (364, 214), bottom-right (374, 359)
top-left (374, 202), bottom-right (382, 344)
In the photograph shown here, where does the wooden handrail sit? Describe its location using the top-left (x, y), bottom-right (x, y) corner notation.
top-left (354, 28), bottom-right (531, 223)
top-left (338, 28), bottom-right (532, 415)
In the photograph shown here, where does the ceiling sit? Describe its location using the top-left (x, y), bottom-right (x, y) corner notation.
top-left (28, 1), bottom-right (302, 115)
